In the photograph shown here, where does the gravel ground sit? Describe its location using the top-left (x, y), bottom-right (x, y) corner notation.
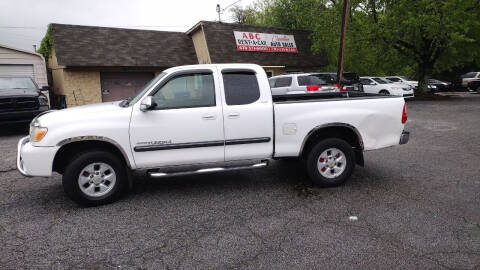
top-left (1, 94), bottom-right (479, 269)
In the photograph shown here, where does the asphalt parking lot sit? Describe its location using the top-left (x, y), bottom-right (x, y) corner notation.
top-left (1, 93), bottom-right (479, 270)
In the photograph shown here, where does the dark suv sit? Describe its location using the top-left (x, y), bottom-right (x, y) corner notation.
top-left (311, 72), bottom-right (363, 92)
top-left (0, 77), bottom-right (50, 125)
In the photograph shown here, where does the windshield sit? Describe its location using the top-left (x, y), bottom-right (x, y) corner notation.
top-left (121, 72), bottom-right (166, 106)
top-left (0, 77), bottom-right (36, 89)
top-left (372, 77), bottom-right (390, 84)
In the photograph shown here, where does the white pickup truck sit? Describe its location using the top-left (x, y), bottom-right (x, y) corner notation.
top-left (17, 64), bottom-right (409, 206)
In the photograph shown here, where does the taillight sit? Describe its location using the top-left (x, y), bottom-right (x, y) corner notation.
top-left (402, 103), bottom-right (407, 123)
top-left (333, 83), bottom-right (340, 88)
top-left (340, 87), bottom-right (347, 92)
top-left (307, 85), bottom-right (321, 91)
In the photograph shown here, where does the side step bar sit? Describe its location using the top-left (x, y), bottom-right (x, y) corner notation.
top-left (148, 160), bottom-right (269, 178)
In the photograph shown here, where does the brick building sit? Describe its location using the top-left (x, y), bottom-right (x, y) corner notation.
top-left (46, 21), bottom-right (327, 107)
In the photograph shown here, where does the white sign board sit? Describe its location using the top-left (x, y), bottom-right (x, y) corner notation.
top-left (234, 31), bottom-right (298, 53)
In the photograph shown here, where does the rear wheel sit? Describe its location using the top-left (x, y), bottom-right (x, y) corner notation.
top-left (379, 90), bottom-right (390, 95)
top-left (306, 138), bottom-right (355, 187)
top-left (62, 150), bottom-right (127, 206)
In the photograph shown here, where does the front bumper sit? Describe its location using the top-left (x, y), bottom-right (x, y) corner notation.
top-left (399, 131), bottom-right (410, 145)
top-left (17, 136), bottom-right (58, 177)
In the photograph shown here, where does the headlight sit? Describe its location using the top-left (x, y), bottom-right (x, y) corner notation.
top-left (30, 121), bottom-right (48, 142)
top-left (38, 95), bottom-right (49, 106)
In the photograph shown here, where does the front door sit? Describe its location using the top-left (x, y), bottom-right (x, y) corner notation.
top-left (220, 68), bottom-right (274, 161)
top-left (129, 69), bottom-right (225, 168)
top-left (360, 78), bottom-right (379, 94)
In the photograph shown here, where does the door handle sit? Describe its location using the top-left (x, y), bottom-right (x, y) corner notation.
top-left (228, 112), bottom-right (240, 118)
top-left (202, 114), bottom-right (216, 120)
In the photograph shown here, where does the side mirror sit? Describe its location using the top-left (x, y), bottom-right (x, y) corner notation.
top-left (140, 96), bottom-right (156, 112)
top-left (41, 85), bottom-right (50, 90)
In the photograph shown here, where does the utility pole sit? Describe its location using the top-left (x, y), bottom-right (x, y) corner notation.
top-left (216, 4), bottom-right (221, 22)
top-left (337, 0), bottom-right (350, 85)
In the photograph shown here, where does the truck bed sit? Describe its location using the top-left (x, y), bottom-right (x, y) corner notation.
top-left (272, 92), bottom-right (405, 157)
top-left (272, 91), bottom-right (396, 103)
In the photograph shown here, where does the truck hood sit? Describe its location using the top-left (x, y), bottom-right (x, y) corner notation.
top-left (0, 88), bottom-right (39, 98)
top-left (36, 101), bottom-right (129, 126)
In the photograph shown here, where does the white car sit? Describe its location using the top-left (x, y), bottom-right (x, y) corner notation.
top-left (269, 73), bottom-right (339, 95)
top-left (384, 76), bottom-right (418, 88)
top-left (461, 72), bottom-right (480, 88)
top-left (384, 76), bottom-right (437, 91)
top-left (360, 77), bottom-right (414, 98)
top-left (18, 64), bottom-right (409, 206)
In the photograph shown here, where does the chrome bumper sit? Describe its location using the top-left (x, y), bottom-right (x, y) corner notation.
top-left (399, 131), bottom-right (410, 145)
top-left (17, 136), bottom-right (31, 177)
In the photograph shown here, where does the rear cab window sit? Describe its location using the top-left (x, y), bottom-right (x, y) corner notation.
top-left (222, 70), bottom-right (260, 105)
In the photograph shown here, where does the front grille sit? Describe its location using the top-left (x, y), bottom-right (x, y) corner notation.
top-left (0, 97), bottom-right (39, 112)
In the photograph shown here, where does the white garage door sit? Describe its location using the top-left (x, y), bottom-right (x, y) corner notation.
top-left (0, 64), bottom-right (34, 78)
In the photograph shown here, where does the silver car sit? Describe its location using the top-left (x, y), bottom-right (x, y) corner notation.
top-left (269, 73), bottom-right (339, 95)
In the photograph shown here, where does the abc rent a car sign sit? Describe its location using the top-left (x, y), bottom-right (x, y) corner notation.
top-left (234, 31), bottom-right (298, 53)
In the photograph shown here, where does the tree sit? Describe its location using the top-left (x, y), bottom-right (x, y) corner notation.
top-left (375, 0), bottom-right (480, 92)
top-left (244, 0), bottom-right (480, 92)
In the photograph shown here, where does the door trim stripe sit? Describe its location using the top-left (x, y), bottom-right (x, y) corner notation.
top-left (133, 137), bottom-right (271, 152)
top-left (225, 137), bottom-right (271, 145)
top-left (134, 140), bottom-right (224, 152)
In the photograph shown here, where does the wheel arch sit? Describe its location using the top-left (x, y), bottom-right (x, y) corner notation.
top-left (53, 136), bottom-right (133, 174)
top-left (299, 123), bottom-right (364, 166)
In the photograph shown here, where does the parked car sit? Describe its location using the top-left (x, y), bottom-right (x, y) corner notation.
top-left (360, 77), bottom-right (414, 98)
top-left (18, 64), bottom-right (409, 206)
top-left (384, 76), bottom-right (418, 89)
top-left (428, 79), bottom-right (452, 91)
top-left (311, 72), bottom-right (363, 92)
top-left (381, 77), bottom-right (414, 91)
top-left (460, 72), bottom-right (480, 88)
top-left (0, 76), bottom-right (50, 125)
top-left (467, 79), bottom-right (480, 93)
top-left (269, 73), bottom-right (339, 95)
top-left (383, 76), bottom-right (437, 92)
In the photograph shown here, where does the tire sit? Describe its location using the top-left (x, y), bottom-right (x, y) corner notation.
top-left (379, 90), bottom-right (390, 95)
top-left (305, 138), bottom-right (355, 187)
top-left (62, 150), bottom-right (127, 206)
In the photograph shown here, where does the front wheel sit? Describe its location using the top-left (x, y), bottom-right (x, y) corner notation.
top-left (306, 138), bottom-right (355, 187)
top-left (62, 150), bottom-right (127, 206)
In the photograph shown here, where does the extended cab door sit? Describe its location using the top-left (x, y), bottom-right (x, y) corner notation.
top-left (219, 67), bottom-right (274, 161)
top-left (129, 68), bottom-right (225, 168)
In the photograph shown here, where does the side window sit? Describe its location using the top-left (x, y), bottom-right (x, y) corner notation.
top-left (152, 73), bottom-right (215, 109)
top-left (297, 76), bottom-right (310, 86)
top-left (360, 78), bottom-right (372, 85)
top-left (269, 78), bottom-right (276, 88)
top-left (274, 77), bottom-right (292, 87)
top-left (222, 71), bottom-right (260, 105)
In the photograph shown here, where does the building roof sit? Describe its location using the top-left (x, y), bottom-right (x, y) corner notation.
top-left (50, 24), bottom-right (198, 67)
top-left (193, 21), bottom-right (327, 67)
top-left (0, 43), bottom-right (45, 60)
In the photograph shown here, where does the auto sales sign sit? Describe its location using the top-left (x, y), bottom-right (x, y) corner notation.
top-left (234, 31), bottom-right (298, 53)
